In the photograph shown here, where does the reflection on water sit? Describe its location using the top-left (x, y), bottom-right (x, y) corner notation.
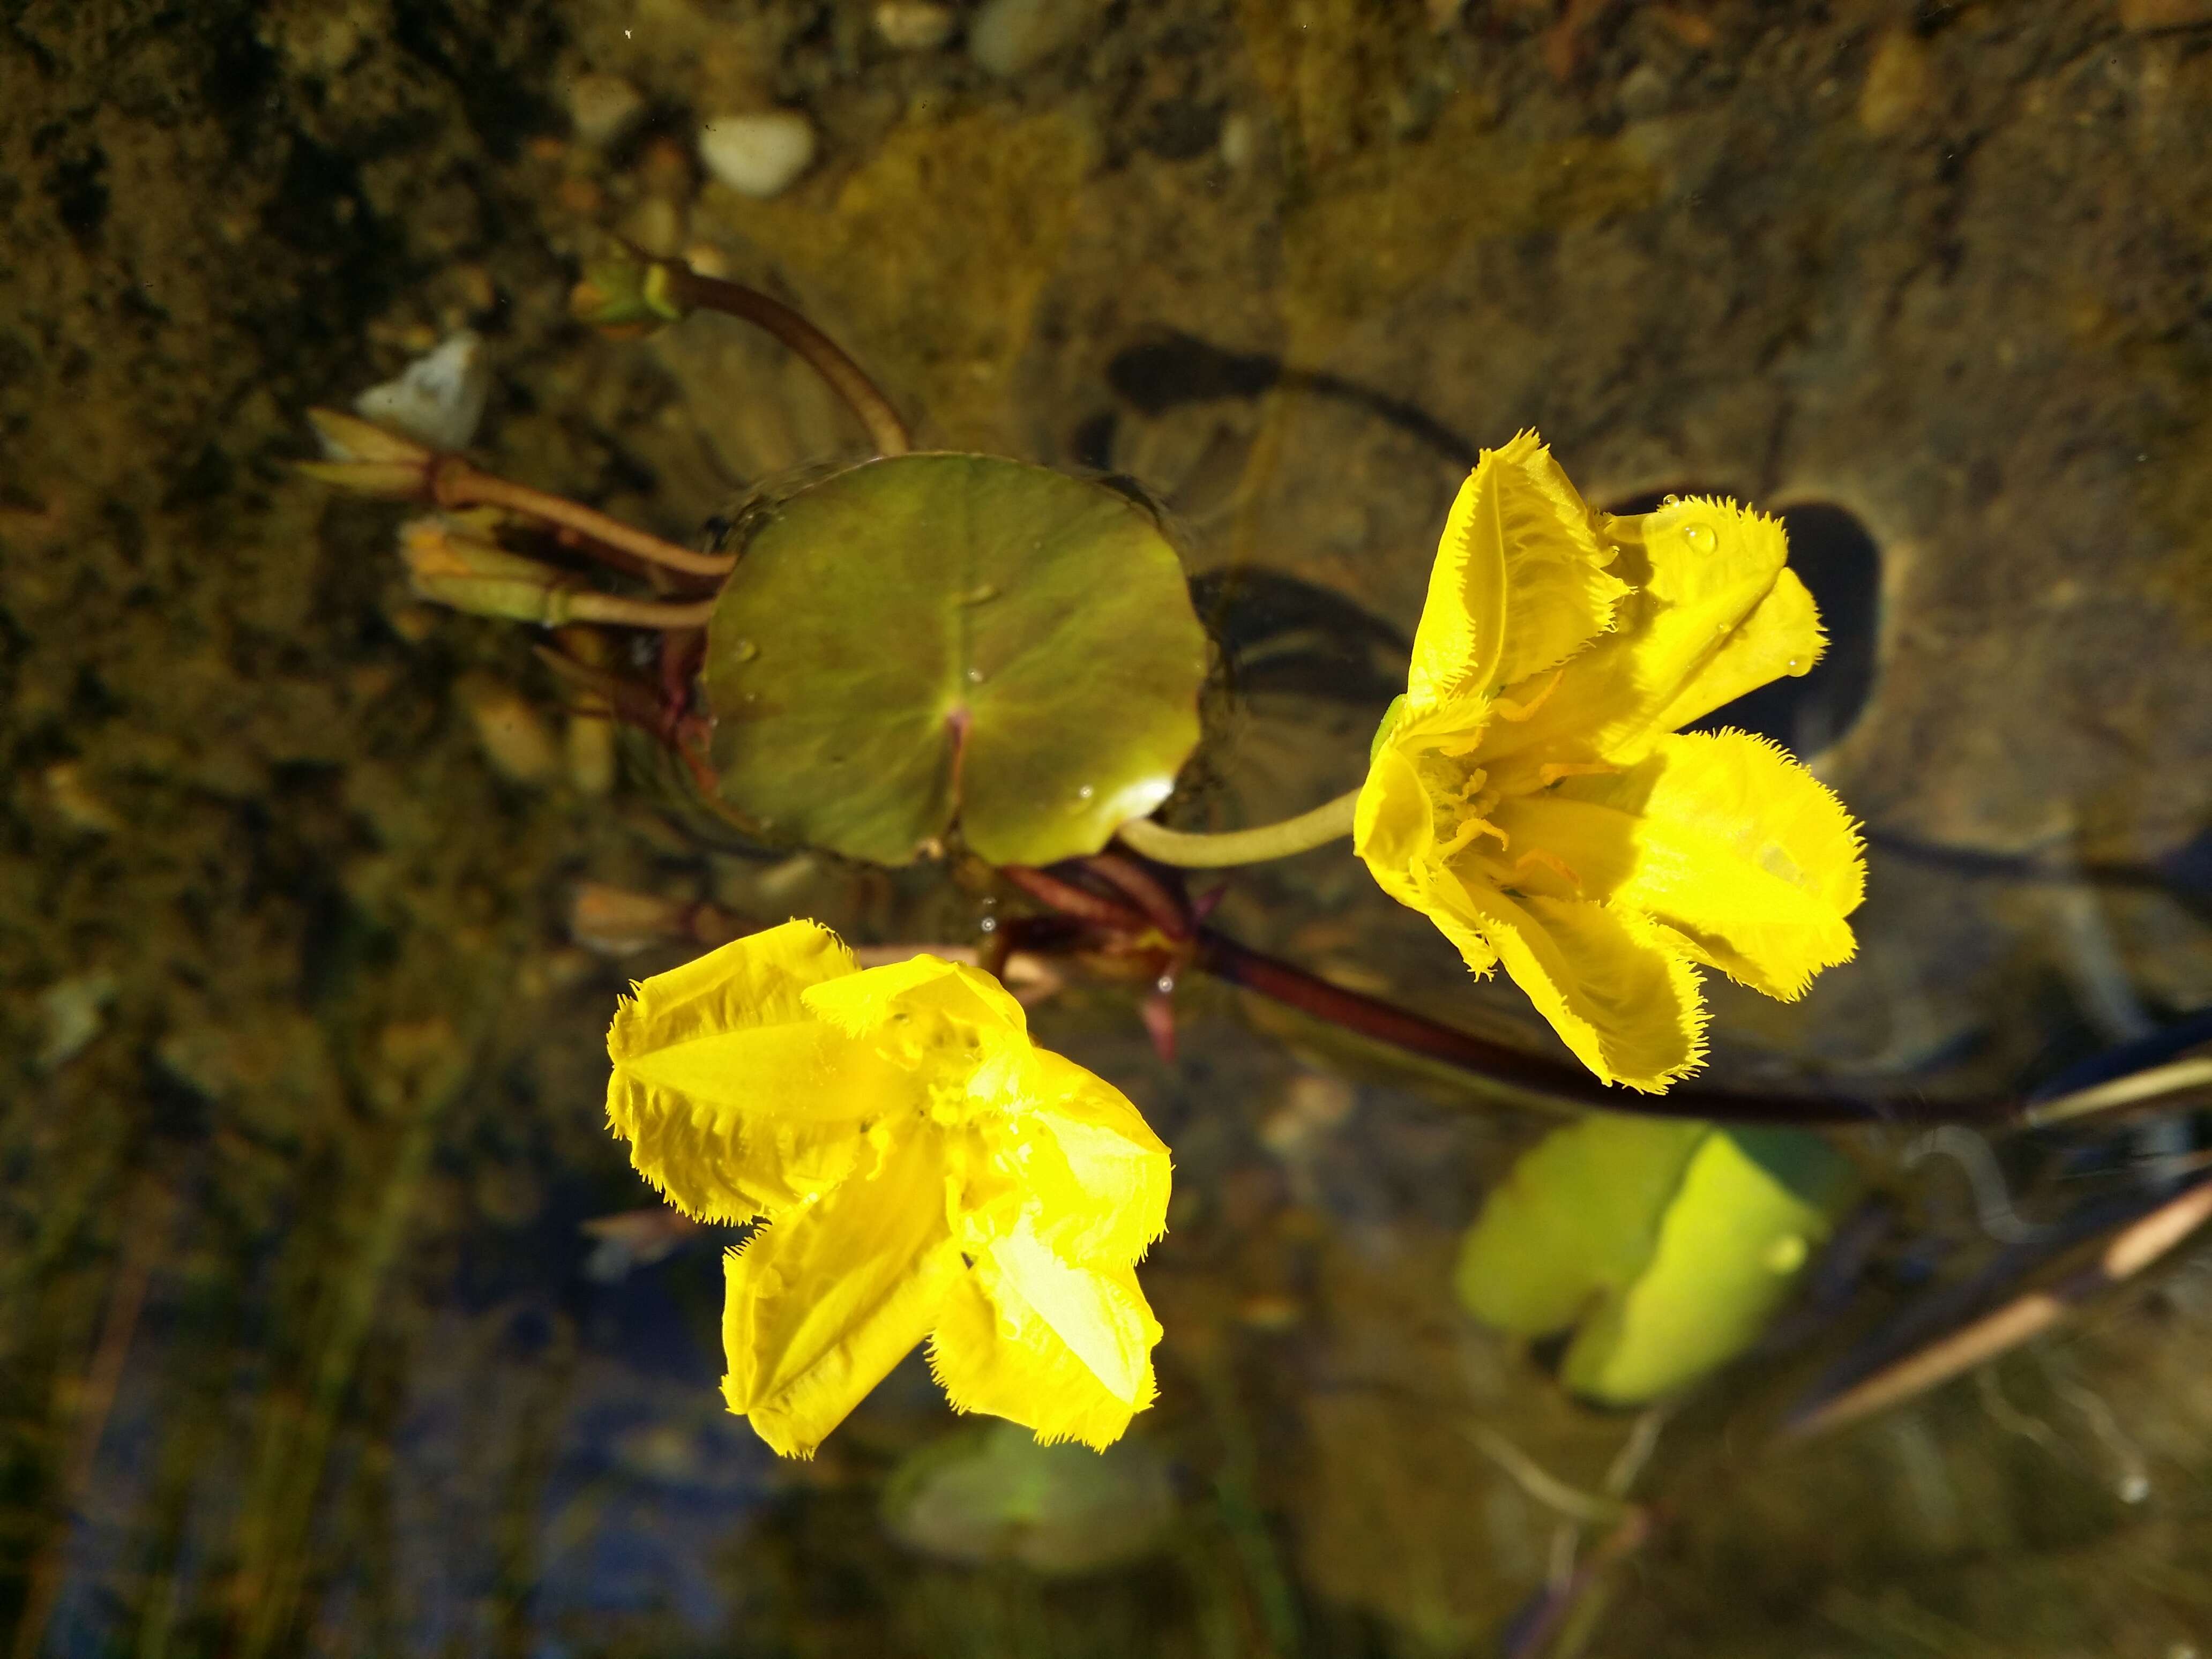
top-left (7, 2), bottom-right (2212, 1656)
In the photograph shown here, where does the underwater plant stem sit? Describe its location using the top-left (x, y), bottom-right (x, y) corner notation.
top-left (661, 266), bottom-right (913, 458)
top-left (434, 465), bottom-right (736, 579)
top-left (1115, 789), bottom-right (1359, 869)
top-left (562, 593), bottom-right (718, 630)
top-left (1191, 930), bottom-right (2024, 1127)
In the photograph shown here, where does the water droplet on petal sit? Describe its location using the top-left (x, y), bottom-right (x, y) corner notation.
top-left (966, 668), bottom-right (984, 684)
top-left (978, 915), bottom-right (998, 934)
top-left (1155, 974), bottom-right (1175, 994)
top-left (1077, 784), bottom-right (1095, 801)
top-left (1662, 492), bottom-right (1680, 505)
top-left (730, 638), bottom-right (760, 661)
top-left (1682, 521), bottom-right (1717, 553)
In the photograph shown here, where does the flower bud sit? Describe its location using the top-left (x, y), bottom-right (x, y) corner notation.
top-left (297, 408), bottom-right (436, 497)
top-left (398, 518), bottom-right (580, 625)
top-left (569, 252), bottom-right (688, 338)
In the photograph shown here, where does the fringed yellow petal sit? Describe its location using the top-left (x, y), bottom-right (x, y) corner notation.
top-left (1647, 567), bottom-right (1824, 737)
top-left (1440, 881), bottom-right (1708, 1091)
top-left (610, 919), bottom-right (855, 1052)
top-left (1011, 1049), bottom-right (1172, 1265)
top-left (722, 1127), bottom-right (963, 1458)
top-left (1475, 496), bottom-right (1797, 781)
top-left (1407, 432), bottom-right (1625, 707)
top-left (930, 1232), bottom-right (1161, 1450)
top-left (609, 921), bottom-right (889, 1220)
top-left (1604, 731), bottom-right (1863, 998)
top-left (1354, 734), bottom-right (1438, 896)
top-left (803, 953), bottom-right (1030, 1044)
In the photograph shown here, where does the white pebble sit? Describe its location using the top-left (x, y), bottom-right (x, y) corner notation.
top-left (567, 72), bottom-right (645, 147)
top-left (969, 0), bottom-right (1093, 77)
top-left (874, 1), bottom-right (955, 50)
top-left (355, 330), bottom-right (489, 451)
top-left (698, 111), bottom-right (817, 199)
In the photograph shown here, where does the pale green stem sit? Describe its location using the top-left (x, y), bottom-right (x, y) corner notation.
top-left (1114, 788), bottom-right (1358, 868)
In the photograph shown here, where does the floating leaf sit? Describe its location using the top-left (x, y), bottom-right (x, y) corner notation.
top-left (881, 1422), bottom-right (1177, 1576)
top-left (704, 454), bottom-right (1208, 866)
top-left (1456, 1114), bottom-right (1858, 1404)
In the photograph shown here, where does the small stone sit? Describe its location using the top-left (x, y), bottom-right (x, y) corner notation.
top-left (38, 973), bottom-right (117, 1072)
top-left (1857, 29), bottom-right (1933, 136)
top-left (698, 111), bottom-right (818, 199)
top-left (455, 674), bottom-right (559, 784)
top-left (968, 0), bottom-right (1093, 78)
top-left (43, 763), bottom-right (123, 834)
top-left (874, 1), bottom-right (956, 50)
top-left (1217, 112), bottom-right (1258, 170)
top-left (567, 72), bottom-right (646, 147)
top-left (355, 330), bottom-right (489, 451)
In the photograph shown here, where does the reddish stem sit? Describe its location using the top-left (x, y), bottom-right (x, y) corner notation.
top-left (1000, 865), bottom-right (1148, 933)
top-left (1192, 930), bottom-right (2022, 1128)
top-left (434, 463), bottom-right (734, 580)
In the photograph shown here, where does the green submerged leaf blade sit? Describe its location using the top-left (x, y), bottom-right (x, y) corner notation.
top-left (1560, 1127), bottom-right (1857, 1404)
top-left (703, 454), bottom-right (1207, 866)
top-left (1458, 1115), bottom-right (1859, 1405)
top-left (1454, 1113), bottom-right (1708, 1337)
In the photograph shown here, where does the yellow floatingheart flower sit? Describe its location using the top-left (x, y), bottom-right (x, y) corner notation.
top-left (605, 920), bottom-right (1170, 1456)
top-left (1356, 432), bottom-right (1866, 1092)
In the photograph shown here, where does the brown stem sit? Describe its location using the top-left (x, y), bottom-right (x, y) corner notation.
top-left (1191, 929), bottom-right (2024, 1129)
top-left (562, 592), bottom-right (718, 630)
top-left (661, 266), bottom-right (912, 458)
top-left (1000, 865), bottom-right (1148, 933)
top-left (1078, 854), bottom-right (1192, 940)
top-left (434, 464), bottom-right (735, 580)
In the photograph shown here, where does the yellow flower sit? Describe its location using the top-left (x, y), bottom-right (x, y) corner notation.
top-left (1356, 432), bottom-right (1865, 1092)
top-left (605, 920), bottom-right (1171, 1456)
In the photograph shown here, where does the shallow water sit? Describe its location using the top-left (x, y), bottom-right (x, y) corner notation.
top-left (5, 3), bottom-right (2212, 1655)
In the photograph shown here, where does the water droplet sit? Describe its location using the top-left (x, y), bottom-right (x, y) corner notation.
top-left (730, 638), bottom-right (759, 661)
top-left (1662, 492), bottom-right (1680, 505)
top-left (1076, 784), bottom-right (1095, 801)
top-left (1155, 974), bottom-right (1175, 995)
top-left (963, 581), bottom-right (999, 603)
top-left (978, 915), bottom-right (998, 934)
top-left (1682, 521), bottom-right (1717, 553)
top-left (1785, 656), bottom-right (1803, 671)
top-left (966, 668), bottom-right (984, 684)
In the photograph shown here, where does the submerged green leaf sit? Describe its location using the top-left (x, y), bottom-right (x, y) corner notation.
top-left (704, 454), bottom-right (1208, 866)
top-left (1456, 1114), bottom-right (1857, 1404)
top-left (881, 1422), bottom-right (1177, 1575)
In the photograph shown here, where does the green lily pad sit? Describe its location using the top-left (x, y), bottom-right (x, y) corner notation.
top-left (880, 1423), bottom-right (1177, 1576)
top-left (703, 453), bottom-right (1208, 866)
top-left (1455, 1114), bottom-right (1858, 1405)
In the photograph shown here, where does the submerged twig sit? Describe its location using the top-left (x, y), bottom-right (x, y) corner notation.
top-left (1780, 1174), bottom-right (2212, 1441)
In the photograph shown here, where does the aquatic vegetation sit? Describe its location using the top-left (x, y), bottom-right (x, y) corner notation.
top-left (1356, 432), bottom-right (1866, 1089)
top-left (302, 250), bottom-right (1903, 1475)
top-left (606, 920), bottom-right (1169, 1456)
top-left (1455, 1113), bottom-right (1858, 1403)
top-left (881, 1421), bottom-right (1177, 1573)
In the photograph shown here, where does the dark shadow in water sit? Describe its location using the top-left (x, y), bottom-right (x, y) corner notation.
top-left (1102, 332), bottom-right (1481, 468)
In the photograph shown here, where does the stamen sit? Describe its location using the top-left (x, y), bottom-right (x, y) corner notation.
top-left (1492, 667), bottom-right (1565, 723)
top-left (1513, 848), bottom-right (1581, 891)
